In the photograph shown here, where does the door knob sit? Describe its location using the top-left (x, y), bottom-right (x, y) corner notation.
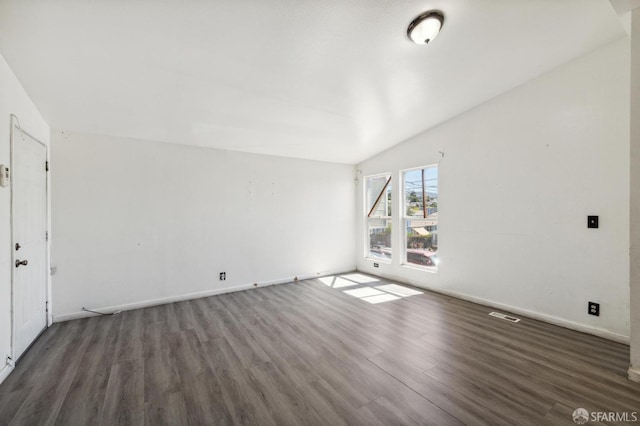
top-left (15, 259), bottom-right (28, 267)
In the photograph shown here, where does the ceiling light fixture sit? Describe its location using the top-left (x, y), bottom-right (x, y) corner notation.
top-left (407, 11), bottom-right (444, 45)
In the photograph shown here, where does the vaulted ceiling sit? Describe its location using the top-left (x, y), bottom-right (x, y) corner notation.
top-left (0, 0), bottom-right (626, 163)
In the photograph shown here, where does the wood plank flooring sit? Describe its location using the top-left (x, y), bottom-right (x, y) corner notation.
top-left (1, 272), bottom-right (639, 425)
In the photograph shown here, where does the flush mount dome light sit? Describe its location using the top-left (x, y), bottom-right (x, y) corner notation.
top-left (407, 11), bottom-right (444, 45)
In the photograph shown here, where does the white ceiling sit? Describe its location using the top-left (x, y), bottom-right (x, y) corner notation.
top-left (0, 0), bottom-right (626, 164)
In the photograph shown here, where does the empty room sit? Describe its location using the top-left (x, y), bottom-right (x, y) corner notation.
top-left (1, 0), bottom-right (640, 425)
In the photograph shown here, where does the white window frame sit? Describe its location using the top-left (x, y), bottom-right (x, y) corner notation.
top-left (401, 165), bottom-right (439, 271)
top-left (364, 172), bottom-right (392, 263)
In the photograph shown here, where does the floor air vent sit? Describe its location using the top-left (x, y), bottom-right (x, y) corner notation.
top-left (489, 311), bottom-right (521, 323)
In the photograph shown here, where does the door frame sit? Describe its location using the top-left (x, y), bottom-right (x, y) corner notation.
top-left (9, 115), bottom-right (49, 363)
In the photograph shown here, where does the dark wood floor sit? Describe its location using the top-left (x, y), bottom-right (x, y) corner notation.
top-left (1, 273), bottom-right (639, 425)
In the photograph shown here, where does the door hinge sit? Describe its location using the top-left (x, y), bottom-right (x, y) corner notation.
top-left (45, 231), bottom-right (48, 241)
top-left (45, 301), bottom-right (49, 313)
top-left (45, 161), bottom-right (49, 172)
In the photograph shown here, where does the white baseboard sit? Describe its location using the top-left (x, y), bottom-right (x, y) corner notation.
top-left (53, 269), bottom-right (353, 323)
top-left (357, 268), bottom-right (630, 345)
top-left (629, 366), bottom-right (640, 383)
top-left (0, 364), bottom-right (14, 386)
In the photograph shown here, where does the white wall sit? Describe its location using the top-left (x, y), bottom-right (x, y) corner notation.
top-left (356, 38), bottom-right (631, 341)
top-left (0, 53), bottom-right (50, 383)
top-left (629, 7), bottom-right (640, 382)
top-left (51, 131), bottom-right (356, 320)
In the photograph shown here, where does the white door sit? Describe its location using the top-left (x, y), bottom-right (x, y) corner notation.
top-left (12, 126), bottom-right (48, 360)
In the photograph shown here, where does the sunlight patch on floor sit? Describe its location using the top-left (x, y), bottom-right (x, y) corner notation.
top-left (318, 273), bottom-right (422, 305)
top-left (361, 293), bottom-right (401, 304)
top-left (375, 284), bottom-right (423, 297)
top-left (343, 287), bottom-right (385, 298)
top-left (318, 276), bottom-right (360, 288)
top-left (340, 273), bottom-right (380, 284)
top-left (318, 276), bottom-right (336, 286)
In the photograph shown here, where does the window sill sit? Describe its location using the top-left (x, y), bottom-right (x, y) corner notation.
top-left (366, 257), bottom-right (391, 264)
top-left (401, 263), bottom-right (438, 274)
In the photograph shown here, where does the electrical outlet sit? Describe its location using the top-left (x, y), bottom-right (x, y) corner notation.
top-left (588, 302), bottom-right (600, 316)
top-left (373, 263), bottom-right (379, 268)
top-left (219, 272), bottom-right (226, 281)
top-left (587, 215), bottom-right (599, 229)
top-left (0, 165), bottom-right (9, 188)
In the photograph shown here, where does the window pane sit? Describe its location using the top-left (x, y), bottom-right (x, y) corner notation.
top-left (366, 175), bottom-right (392, 218)
top-left (368, 218), bottom-right (392, 260)
top-left (404, 169), bottom-right (424, 216)
top-left (404, 167), bottom-right (438, 218)
top-left (404, 166), bottom-right (438, 269)
top-left (366, 173), bottom-right (393, 260)
top-left (405, 219), bottom-right (438, 268)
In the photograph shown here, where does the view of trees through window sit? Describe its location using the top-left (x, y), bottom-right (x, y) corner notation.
top-left (366, 174), bottom-right (392, 261)
top-left (403, 166), bottom-right (438, 269)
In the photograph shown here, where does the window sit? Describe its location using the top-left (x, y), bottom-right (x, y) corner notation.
top-left (365, 174), bottom-right (392, 261)
top-left (403, 166), bottom-right (438, 270)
